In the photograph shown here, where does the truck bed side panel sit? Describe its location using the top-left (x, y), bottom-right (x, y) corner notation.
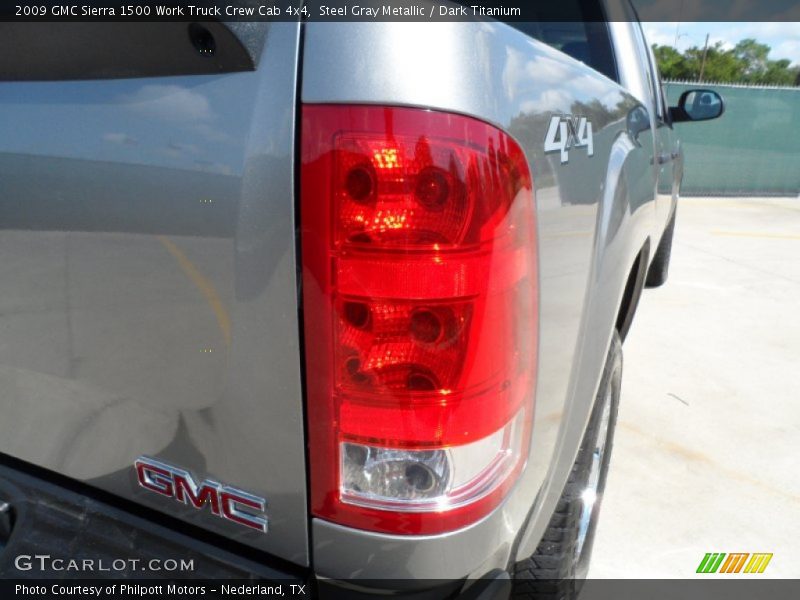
top-left (0, 22), bottom-right (309, 564)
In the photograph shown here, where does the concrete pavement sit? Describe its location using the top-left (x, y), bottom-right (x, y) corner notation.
top-left (590, 196), bottom-right (800, 578)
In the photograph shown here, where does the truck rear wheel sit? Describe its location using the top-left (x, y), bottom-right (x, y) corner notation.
top-left (512, 331), bottom-right (622, 598)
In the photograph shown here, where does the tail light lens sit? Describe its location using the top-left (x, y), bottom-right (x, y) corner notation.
top-left (301, 105), bottom-right (537, 534)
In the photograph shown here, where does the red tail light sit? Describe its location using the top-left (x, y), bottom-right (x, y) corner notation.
top-left (301, 105), bottom-right (537, 534)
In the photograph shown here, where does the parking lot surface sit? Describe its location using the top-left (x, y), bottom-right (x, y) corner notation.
top-left (590, 196), bottom-right (800, 578)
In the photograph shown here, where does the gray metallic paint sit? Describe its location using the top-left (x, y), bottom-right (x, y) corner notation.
top-left (0, 5), bottom-right (679, 584)
top-left (0, 22), bottom-right (310, 565)
top-left (302, 15), bottom-right (662, 581)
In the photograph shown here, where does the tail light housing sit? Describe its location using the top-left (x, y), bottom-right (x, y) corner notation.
top-left (301, 105), bottom-right (537, 534)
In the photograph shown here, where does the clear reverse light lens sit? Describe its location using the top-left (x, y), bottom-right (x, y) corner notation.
top-left (341, 410), bottom-right (526, 512)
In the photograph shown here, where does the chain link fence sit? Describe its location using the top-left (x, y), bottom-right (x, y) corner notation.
top-left (665, 82), bottom-right (800, 197)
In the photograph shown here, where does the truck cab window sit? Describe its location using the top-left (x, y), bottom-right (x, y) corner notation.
top-left (508, 1), bottom-right (619, 82)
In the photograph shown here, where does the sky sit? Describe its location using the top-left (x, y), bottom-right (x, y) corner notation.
top-left (643, 22), bottom-right (800, 67)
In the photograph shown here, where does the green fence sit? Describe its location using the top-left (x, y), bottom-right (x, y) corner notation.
top-left (664, 82), bottom-right (800, 196)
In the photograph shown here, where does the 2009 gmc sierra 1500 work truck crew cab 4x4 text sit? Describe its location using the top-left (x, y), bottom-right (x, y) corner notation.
top-left (0, 1), bottom-right (722, 596)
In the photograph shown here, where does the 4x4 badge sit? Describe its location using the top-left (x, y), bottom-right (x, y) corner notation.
top-left (545, 115), bottom-right (594, 164)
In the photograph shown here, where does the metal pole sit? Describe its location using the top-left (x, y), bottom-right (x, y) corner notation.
top-left (674, 0), bottom-right (685, 47)
top-left (699, 33), bottom-right (710, 82)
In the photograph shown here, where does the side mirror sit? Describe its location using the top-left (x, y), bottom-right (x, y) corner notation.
top-left (669, 89), bottom-right (725, 123)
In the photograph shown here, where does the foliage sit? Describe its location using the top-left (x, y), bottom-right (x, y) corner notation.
top-left (653, 38), bottom-right (800, 85)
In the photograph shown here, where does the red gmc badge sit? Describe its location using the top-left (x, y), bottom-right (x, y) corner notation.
top-left (134, 456), bottom-right (268, 533)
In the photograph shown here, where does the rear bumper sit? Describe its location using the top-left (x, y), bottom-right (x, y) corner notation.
top-left (0, 458), bottom-right (508, 598)
top-left (0, 456), bottom-right (303, 581)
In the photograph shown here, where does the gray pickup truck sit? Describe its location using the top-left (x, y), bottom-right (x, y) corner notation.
top-left (0, 1), bottom-right (723, 597)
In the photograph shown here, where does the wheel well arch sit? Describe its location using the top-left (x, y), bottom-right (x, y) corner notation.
top-left (615, 239), bottom-right (650, 342)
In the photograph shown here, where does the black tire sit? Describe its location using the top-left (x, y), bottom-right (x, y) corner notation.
top-left (645, 209), bottom-right (676, 288)
top-left (512, 332), bottom-right (622, 599)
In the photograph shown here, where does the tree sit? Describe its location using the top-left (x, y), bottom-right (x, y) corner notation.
top-left (653, 44), bottom-right (692, 80)
top-left (761, 59), bottom-right (798, 86)
top-left (653, 38), bottom-right (799, 85)
top-left (684, 42), bottom-right (743, 82)
top-left (732, 39), bottom-right (770, 78)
